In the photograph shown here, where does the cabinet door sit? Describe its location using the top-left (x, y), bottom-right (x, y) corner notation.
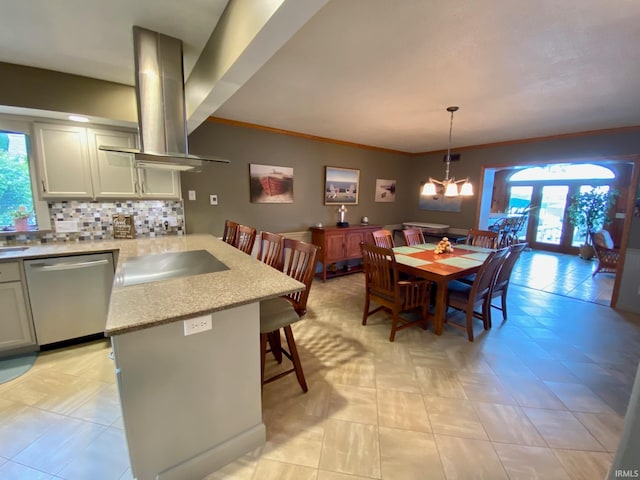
top-left (0, 282), bottom-right (35, 352)
top-left (138, 168), bottom-right (181, 199)
top-left (345, 231), bottom-right (365, 258)
top-left (33, 123), bottom-right (93, 198)
top-left (325, 233), bottom-right (346, 262)
top-left (88, 129), bottom-right (138, 198)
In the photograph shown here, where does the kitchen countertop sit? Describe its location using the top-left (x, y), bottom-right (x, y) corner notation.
top-left (0, 234), bottom-right (305, 336)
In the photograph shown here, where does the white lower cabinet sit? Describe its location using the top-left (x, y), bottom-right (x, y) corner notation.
top-left (0, 263), bottom-right (36, 353)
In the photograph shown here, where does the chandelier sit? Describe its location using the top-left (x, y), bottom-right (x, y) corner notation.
top-left (421, 106), bottom-right (473, 197)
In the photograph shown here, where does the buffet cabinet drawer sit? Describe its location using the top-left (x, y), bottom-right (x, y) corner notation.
top-left (0, 262), bottom-right (21, 283)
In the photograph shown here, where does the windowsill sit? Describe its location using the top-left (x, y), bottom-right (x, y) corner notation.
top-left (0, 228), bottom-right (51, 237)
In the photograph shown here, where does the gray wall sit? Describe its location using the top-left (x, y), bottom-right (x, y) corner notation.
top-left (184, 122), bottom-right (413, 236)
top-left (183, 120), bottom-right (640, 238)
top-left (0, 62), bottom-right (137, 123)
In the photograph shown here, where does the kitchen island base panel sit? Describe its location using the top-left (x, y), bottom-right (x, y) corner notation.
top-left (112, 303), bottom-right (263, 480)
top-left (157, 424), bottom-right (265, 480)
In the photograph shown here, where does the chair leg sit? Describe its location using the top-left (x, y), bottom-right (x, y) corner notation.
top-left (466, 310), bottom-right (474, 341)
top-left (389, 308), bottom-right (400, 342)
top-left (362, 294), bottom-right (370, 326)
top-left (267, 330), bottom-right (283, 363)
top-left (501, 292), bottom-right (508, 322)
top-left (283, 325), bottom-right (308, 393)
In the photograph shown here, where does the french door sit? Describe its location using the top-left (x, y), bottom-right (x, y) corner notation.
top-left (508, 183), bottom-right (603, 253)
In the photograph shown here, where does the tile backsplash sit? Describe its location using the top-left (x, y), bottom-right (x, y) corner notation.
top-left (3, 200), bottom-right (184, 243)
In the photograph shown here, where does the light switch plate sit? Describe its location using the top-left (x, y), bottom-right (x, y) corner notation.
top-left (210, 194), bottom-right (218, 205)
top-left (188, 190), bottom-right (196, 201)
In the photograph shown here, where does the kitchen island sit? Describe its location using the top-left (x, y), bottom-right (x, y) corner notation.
top-left (106, 234), bottom-right (305, 480)
top-left (1, 234), bottom-right (305, 480)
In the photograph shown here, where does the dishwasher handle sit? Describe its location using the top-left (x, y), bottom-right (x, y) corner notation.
top-left (29, 259), bottom-right (109, 272)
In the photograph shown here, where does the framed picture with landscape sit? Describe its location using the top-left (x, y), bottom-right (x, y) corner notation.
top-left (324, 166), bottom-right (360, 205)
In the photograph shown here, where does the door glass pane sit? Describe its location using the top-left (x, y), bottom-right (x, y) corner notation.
top-left (536, 185), bottom-right (569, 245)
top-left (571, 185), bottom-right (610, 247)
top-left (508, 186), bottom-right (533, 241)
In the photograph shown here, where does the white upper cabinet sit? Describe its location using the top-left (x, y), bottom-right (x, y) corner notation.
top-left (33, 122), bottom-right (181, 200)
top-left (33, 123), bottom-right (94, 198)
top-left (138, 167), bottom-right (181, 199)
top-left (88, 129), bottom-right (138, 198)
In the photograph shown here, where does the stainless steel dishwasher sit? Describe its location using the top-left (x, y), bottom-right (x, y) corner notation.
top-left (24, 252), bottom-right (115, 346)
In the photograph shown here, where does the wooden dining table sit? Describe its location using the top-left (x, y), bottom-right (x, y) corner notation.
top-left (392, 243), bottom-right (493, 335)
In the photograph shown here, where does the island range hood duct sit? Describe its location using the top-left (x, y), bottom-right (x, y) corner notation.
top-left (99, 26), bottom-right (229, 171)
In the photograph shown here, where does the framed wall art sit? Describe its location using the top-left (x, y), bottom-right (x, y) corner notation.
top-left (375, 179), bottom-right (396, 202)
top-left (249, 164), bottom-right (293, 203)
top-left (324, 166), bottom-right (360, 205)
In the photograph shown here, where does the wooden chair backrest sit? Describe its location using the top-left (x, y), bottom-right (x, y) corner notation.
top-left (361, 242), bottom-right (396, 297)
top-left (402, 228), bottom-right (425, 246)
top-left (493, 243), bottom-right (527, 293)
top-left (234, 224), bottom-right (257, 254)
top-left (372, 229), bottom-right (395, 248)
top-left (281, 239), bottom-right (319, 317)
top-left (257, 231), bottom-right (285, 269)
top-left (469, 247), bottom-right (510, 303)
top-left (466, 229), bottom-right (499, 249)
top-left (222, 220), bottom-right (238, 245)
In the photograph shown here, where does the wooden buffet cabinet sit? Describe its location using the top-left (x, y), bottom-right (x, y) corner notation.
top-left (310, 225), bottom-right (381, 281)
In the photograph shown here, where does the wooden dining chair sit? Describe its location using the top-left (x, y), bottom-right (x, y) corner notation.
top-left (402, 228), bottom-right (425, 246)
top-left (233, 224), bottom-right (257, 254)
top-left (489, 242), bottom-right (528, 325)
top-left (446, 247), bottom-right (509, 341)
top-left (260, 239), bottom-right (319, 393)
top-left (222, 219), bottom-right (238, 245)
top-left (360, 243), bottom-right (431, 341)
top-left (257, 231), bottom-right (285, 269)
top-left (465, 229), bottom-right (499, 249)
top-left (372, 229), bottom-right (395, 248)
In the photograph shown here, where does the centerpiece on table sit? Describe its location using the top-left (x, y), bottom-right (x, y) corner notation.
top-left (434, 237), bottom-right (454, 254)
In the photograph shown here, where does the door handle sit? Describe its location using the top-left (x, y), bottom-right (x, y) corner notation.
top-left (29, 259), bottom-right (109, 272)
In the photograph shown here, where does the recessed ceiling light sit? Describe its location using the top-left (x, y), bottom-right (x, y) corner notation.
top-left (68, 115), bottom-right (89, 123)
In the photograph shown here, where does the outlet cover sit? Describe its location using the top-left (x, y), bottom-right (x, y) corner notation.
top-left (55, 220), bottom-right (79, 233)
top-left (188, 190), bottom-right (196, 201)
top-left (184, 315), bottom-right (212, 336)
top-left (210, 194), bottom-right (218, 206)
top-left (167, 216), bottom-right (178, 227)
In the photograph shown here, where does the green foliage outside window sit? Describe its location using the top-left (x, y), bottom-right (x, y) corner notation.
top-left (0, 131), bottom-right (36, 229)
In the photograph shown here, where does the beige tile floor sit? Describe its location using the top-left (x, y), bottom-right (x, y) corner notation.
top-left (511, 249), bottom-right (614, 306)
top-left (0, 263), bottom-right (639, 479)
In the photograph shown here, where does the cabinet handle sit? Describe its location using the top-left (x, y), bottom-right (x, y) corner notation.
top-left (41, 180), bottom-right (47, 192)
top-left (140, 181), bottom-right (145, 194)
top-left (134, 181), bottom-right (139, 194)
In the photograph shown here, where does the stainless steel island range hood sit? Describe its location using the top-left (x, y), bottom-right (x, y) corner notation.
top-left (99, 26), bottom-right (229, 171)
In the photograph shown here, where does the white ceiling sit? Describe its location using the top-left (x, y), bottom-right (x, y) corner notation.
top-left (2, 0), bottom-right (640, 153)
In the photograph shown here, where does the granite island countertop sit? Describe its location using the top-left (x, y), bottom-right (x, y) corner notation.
top-left (0, 234), bottom-right (305, 336)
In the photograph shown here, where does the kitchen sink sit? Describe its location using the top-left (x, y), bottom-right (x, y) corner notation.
top-left (122, 249), bottom-right (229, 286)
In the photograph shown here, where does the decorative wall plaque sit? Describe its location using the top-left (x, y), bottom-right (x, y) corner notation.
top-left (113, 214), bottom-right (135, 239)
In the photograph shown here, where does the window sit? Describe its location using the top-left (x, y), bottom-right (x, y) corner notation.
top-left (0, 131), bottom-right (36, 230)
top-left (509, 163), bottom-right (615, 182)
top-left (0, 117), bottom-right (50, 233)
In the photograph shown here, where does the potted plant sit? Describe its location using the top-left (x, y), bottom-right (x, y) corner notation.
top-left (11, 205), bottom-right (31, 231)
top-left (566, 187), bottom-right (618, 259)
